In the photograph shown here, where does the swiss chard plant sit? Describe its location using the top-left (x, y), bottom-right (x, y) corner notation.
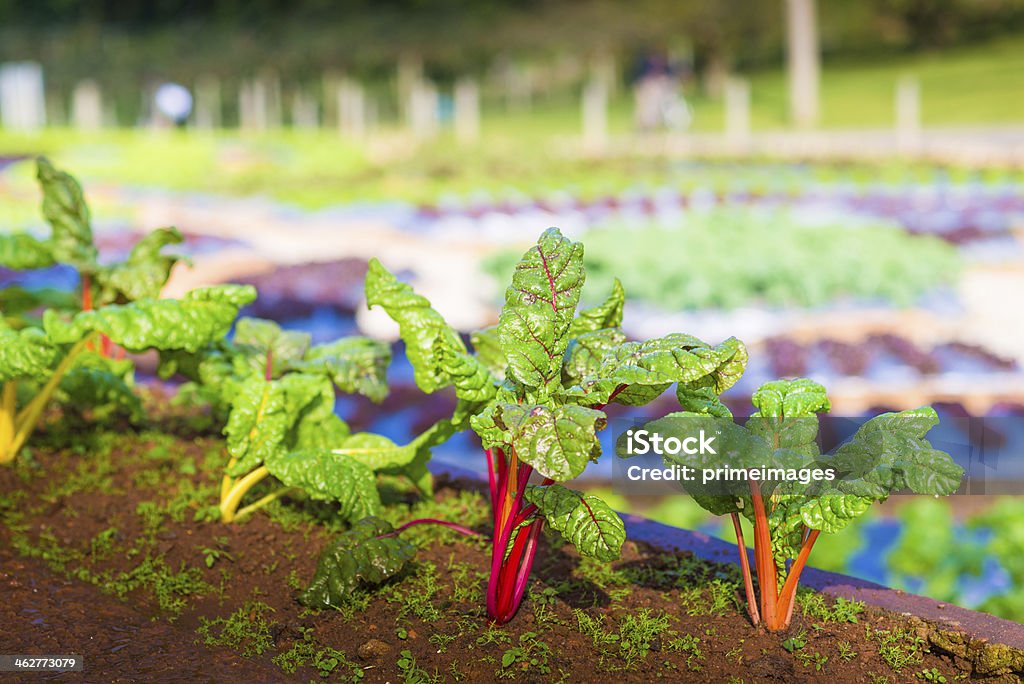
top-left (1, 158), bottom-right (189, 427)
top-left (331, 228), bottom-right (747, 623)
top-left (636, 378), bottom-right (964, 631)
top-left (1, 158), bottom-right (188, 333)
top-left (158, 316), bottom-right (467, 523)
top-left (0, 158), bottom-right (254, 464)
top-left (0, 285), bottom-right (255, 464)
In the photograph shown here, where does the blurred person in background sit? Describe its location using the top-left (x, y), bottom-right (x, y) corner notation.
top-left (153, 82), bottom-right (193, 128)
top-left (632, 50), bottom-right (692, 132)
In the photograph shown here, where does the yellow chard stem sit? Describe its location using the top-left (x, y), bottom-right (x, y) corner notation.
top-left (9, 335), bottom-right (93, 461)
top-left (0, 381), bottom-right (16, 464)
top-left (233, 486), bottom-right (296, 521)
top-left (220, 456), bottom-right (238, 502)
top-left (219, 465), bottom-right (270, 523)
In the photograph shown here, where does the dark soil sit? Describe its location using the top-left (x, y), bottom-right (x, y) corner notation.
top-left (0, 408), bottom-right (1001, 683)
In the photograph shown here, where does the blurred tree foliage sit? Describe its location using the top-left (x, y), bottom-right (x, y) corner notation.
top-left (0, 0), bottom-right (1021, 123)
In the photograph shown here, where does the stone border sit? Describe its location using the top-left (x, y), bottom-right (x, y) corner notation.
top-left (430, 461), bottom-right (1024, 677)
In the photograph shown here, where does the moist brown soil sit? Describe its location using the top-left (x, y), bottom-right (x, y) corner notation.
top-left (0, 413), bottom-right (1000, 683)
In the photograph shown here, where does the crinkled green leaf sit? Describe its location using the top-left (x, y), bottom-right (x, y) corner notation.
top-left (294, 337), bottom-right (390, 403)
top-left (156, 342), bottom-right (244, 410)
top-left (747, 378), bottom-right (829, 460)
top-left (561, 328), bottom-right (626, 385)
top-left (675, 380), bottom-right (733, 418)
top-left (331, 432), bottom-right (410, 470)
top-left (57, 351), bottom-right (142, 421)
top-left (601, 333), bottom-right (741, 386)
top-left (365, 258), bottom-right (464, 393)
top-left (608, 383), bottom-right (672, 407)
top-left (752, 378), bottom-right (831, 419)
top-left (0, 286), bottom-right (77, 319)
top-left (470, 405), bottom-right (512, 451)
top-left (525, 484), bottom-right (625, 561)
top-left (332, 416), bottom-right (459, 474)
top-left (223, 375), bottom-right (291, 475)
top-left (434, 336), bottom-right (497, 404)
top-left (798, 491), bottom-right (873, 534)
top-left (901, 446), bottom-right (964, 496)
top-left (95, 227), bottom-right (186, 304)
top-left (285, 373), bottom-right (348, 450)
top-left (568, 334), bottom-right (746, 405)
top-left (36, 157), bottom-right (97, 271)
top-left (295, 414), bottom-right (351, 451)
top-left (298, 517), bottom-right (415, 609)
top-left (496, 403), bottom-right (606, 481)
top-left (830, 407), bottom-right (962, 497)
top-left (630, 412), bottom-right (769, 516)
top-left (498, 228), bottom-right (584, 391)
top-left (699, 336), bottom-right (748, 393)
top-left (569, 278), bottom-right (625, 337)
top-left (0, 233), bottom-right (55, 270)
top-left (470, 326), bottom-right (506, 378)
top-left (0, 326), bottom-right (57, 382)
top-left (265, 449), bottom-right (381, 521)
top-left (234, 317), bottom-right (311, 369)
top-left (43, 285), bottom-right (256, 353)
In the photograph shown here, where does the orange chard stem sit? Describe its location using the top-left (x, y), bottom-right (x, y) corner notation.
top-left (81, 274), bottom-right (94, 353)
top-left (748, 478), bottom-right (779, 628)
top-left (776, 528), bottom-right (822, 629)
top-left (731, 512), bottom-right (760, 626)
top-left (500, 449), bottom-right (519, 530)
top-left (81, 273), bottom-right (92, 311)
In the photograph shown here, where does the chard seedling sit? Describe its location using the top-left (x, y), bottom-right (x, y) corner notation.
top-left (637, 378), bottom-right (963, 631)
top-left (0, 160), bottom-right (254, 464)
top-left (160, 316), bottom-right (468, 523)
top-left (349, 228), bottom-right (746, 623)
top-left (1, 158), bottom-right (188, 351)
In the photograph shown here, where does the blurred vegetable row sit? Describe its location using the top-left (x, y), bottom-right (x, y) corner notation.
top-left (487, 212), bottom-right (960, 311)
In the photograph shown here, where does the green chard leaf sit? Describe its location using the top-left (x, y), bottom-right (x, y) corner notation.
top-left (234, 317), bottom-right (311, 369)
top-left (469, 406), bottom-right (513, 451)
top-left (752, 378), bottom-right (831, 419)
top-left (295, 337), bottom-right (390, 403)
top-left (434, 336), bottom-right (498, 404)
top-left (36, 157), bottom-right (97, 272)
top-left (675, 380), bottom-right (734, 418)
top-left (561, 328), bottom-right (627, 385)
top-left (0, 286), bottom-right (77, 319)
top-left (365, 258), bottom-right (465, 393)
top-left (498, 228), bottom-right (585, 392)
top-left (568, 278), bottom-right (625, 337)
top-left (298, 517), bottom-right (416, 609)
top-left (631, 413), bottom-right (769, 516)
top-left (332, 417), bottom-right (459, 474)
top-left (286, 373), bottom-right (350, 450)
top-left (525, 484), bottom-right (625, 561)
top-left (797, 491), bottom-right (873, 535)
top-left (223, 375), bottom-right (292, 475)
top-left (0, 233), bottom-right (56, 270)
top-left (566, 334), bottom-right (747, 406)
top-left (470, 326), bottom-right (507, 378)
top-left (0, 326), bottom-right (57, 382)
top-left (495, 403), bottom-right (606, 481)
top-left (830, 407), bottom-right (962, 498)
top-left (747, 377), bottom-right (830, 459)
top-left (43, 285), bottom-right (256, 353)
top-left (264, 449), bottom-right (381, 521)
top-left (95, 227), bottom-right (186, 304)
top-left (57, 351), bottom-right (143, 421)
